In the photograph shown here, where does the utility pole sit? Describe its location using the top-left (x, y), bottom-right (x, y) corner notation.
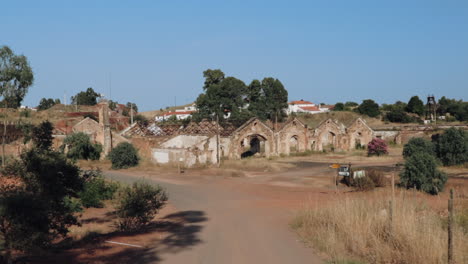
top-left (448, 189), bottom-right (454, 264)
top-left (130, 103), bottom-right (134, 125)
top-left (216, 111), bottom-right (220, 167)
top-left (109, 72), bottom-right (112, 101)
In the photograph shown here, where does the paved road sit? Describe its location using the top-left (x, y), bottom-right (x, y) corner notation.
top-left (105, 171), bottom-right (322, 264)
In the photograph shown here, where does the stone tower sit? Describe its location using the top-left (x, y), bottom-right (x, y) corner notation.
top-left (426, 95), bottom-right (437, 121)
top-left (98, 100), bottom-right (113, 157)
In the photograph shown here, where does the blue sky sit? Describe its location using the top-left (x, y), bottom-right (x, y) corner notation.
top-left (2, 0), bottom-right (467, 111)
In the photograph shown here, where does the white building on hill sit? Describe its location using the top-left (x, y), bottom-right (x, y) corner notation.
top-left (155, 104), bottom-right (197, 122)
top-left (287, 100), bottom-right (334, 115)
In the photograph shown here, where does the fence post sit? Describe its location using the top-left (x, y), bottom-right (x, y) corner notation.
top-left (388, 200), bottom-right (393, 236)
top-left (448, 189), bottom-right (454, 264)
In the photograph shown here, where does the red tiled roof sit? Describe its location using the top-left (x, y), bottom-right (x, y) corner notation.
top-left (289, 100), bottom-right (313, 105)
top-left (300, 106), bottom-right (320, 111)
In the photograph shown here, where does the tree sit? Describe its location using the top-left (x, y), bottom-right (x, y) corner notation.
top-left (400, 152), bottom-right (447, 195)
top-left (0, 149), bottom-right (84, 259)
top-left (108, 142), bottom-right (140, 169)
top-left (108, 100), bottom-right (117, 110)
top-left (62, 132), bottom-right (102, 160)
top-left (247, 79), bottom-right (264, 118)
top-left (367, 138), bottom-right (388, 156)
top-left (402, 137), bottom-right (435, 159)
top-left (437, 96), bottom-right (468, 121)
top-left (37, 98), bottom-right (59, 110)
top-left (116, 182), bottom-right (167, 230)
top-left (247, 78), bottom-right (288, 122)
top-left (385, 109), bottom-right (414, 123)
top-left (71, 87), bottom-right (100, 106)
top-left (0, 46), bottom-right (34, 108)
top-left (194, 69), bottom-right (288, 125)
top-left (134, 114), bottom-right (148, 125)
top-left (261, 77), bottom-right (288, 122)
top-left (357, 99), bottom-right (380, 117)
top-left (344, 101), bottom-right (358, 108)
top-left (433, 128), bottom-right (468, 166)
top-left (405, 96), bottom-right (425, 116)
top-left (32, 121), bottom-right (54, 151)
top-left (333, 102), bottom-right (345, 111)
top-left (194, 70), bottom-right (247, 122)
top-left (203, 69), bottom-right (225, 90)
top-left (79, 170), bottom-right (119, 208)
top-left (122, 102), bottom-right (138, 117)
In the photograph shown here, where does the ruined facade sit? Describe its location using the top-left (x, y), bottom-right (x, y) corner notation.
top-left (132, 115), bottom-right (467, 167)
top-left (69, 100), bottom-right (128, 157)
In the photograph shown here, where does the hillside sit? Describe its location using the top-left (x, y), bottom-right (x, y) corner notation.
top-left (139, 103), bottom-right (194, 120)
top-left (295, 111), bottom-right (385, 128)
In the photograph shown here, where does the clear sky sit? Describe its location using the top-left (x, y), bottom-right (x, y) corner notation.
top-left (2, 0), bottom-right (467, 111)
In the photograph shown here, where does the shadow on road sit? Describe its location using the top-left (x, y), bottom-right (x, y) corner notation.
top-left (23, 210), bottom-right (208, 264)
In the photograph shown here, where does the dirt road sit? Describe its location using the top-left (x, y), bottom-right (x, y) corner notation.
top-left (105, 170), bottom-right (322, 264)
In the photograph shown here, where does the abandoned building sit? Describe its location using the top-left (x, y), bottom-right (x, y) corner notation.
top-left (52, 100), bottom-right (129, 157)
top-left (120, 116), bottom-right (403, 167)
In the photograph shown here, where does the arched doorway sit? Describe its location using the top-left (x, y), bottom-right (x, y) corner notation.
top-left (240, 134), bottom-right (268, 158)
top-left (289, 136), bottom-right (299, 153)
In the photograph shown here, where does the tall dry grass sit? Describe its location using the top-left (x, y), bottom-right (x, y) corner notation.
top-left (291, 193), bottom-right (468, 264)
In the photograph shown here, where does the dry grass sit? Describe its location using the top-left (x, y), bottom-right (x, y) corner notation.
top-left (221, 157), bottom-right (295, 172)
top-left (295, 111), bottom-right (384, 128)
top-left (291, 192), bottom-right (468, 264)
top-left (221, 158), bottom-right (295, 172)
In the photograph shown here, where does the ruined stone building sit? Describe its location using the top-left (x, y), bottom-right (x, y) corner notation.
top-left (132, 117), bottom-right (377, 167)
top-left (120, 114), bottom-right (468, 167)
top-left (54, 100), bottom-right (128, 157)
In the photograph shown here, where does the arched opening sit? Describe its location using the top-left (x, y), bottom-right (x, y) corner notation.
top-left (328, 131), bottom-right (336, 145)
top-left (290, 136), bottom-right (299, 153)
top-left (355, 132), bottom-right (363, 149)
top-left (322, 131), bottom-right (336, 152)
top-left (240, 134), bottom-right (267, 158)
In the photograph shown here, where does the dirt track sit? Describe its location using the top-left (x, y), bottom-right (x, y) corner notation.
top-left (105, 170), bottom-right (323, 264)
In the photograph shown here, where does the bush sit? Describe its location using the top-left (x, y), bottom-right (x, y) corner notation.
top-left (402, 137), bottom-right (435, 159)
top-left (0, 149), bottom-right (84, 258)
top-left (433, 128), bottom-right (468, 166)
top-left (79, 170), bottom-right (119, 208)
top-left (108, 142), bottom-right (139, 169)
top-left (356, 99), bottom-right (380, 117)
top-left (351, 176), bottom-right (375, 191)
top-left (32, 121), bottom-right (54, 151)
top-left (385, 109), bottom-right (416, 123)
top-left (400, 152), bottom-right (447, 195)
top-left (116, 182), bottom-right (168, 230)
top-left (367, 138), bottom-right (388, 156)
top-left (62, 132), bottom-right (102, 160)
top-left (367, 169), bottom-right (387, 187)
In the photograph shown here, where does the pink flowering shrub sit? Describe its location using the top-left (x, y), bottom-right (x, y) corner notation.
top-left (367, 138), bottom-right (389, 156)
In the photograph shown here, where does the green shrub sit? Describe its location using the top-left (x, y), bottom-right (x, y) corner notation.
top-left (0, 149), bottom-right (84, 257)
top-left (108, 142), bottom-right (139, 169)
top-left (62, 132), bottom-right (102, 160)
top-left (402, 137), bottom-right (435, 158)
top-left (433, 128), bottom-right (468, 166)
top-left (400, 152), bottom-right (447, 195)
top-left (116, 182), bottom-right (167, 230)
top-left (79, 170), bottom-right (119, 208)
